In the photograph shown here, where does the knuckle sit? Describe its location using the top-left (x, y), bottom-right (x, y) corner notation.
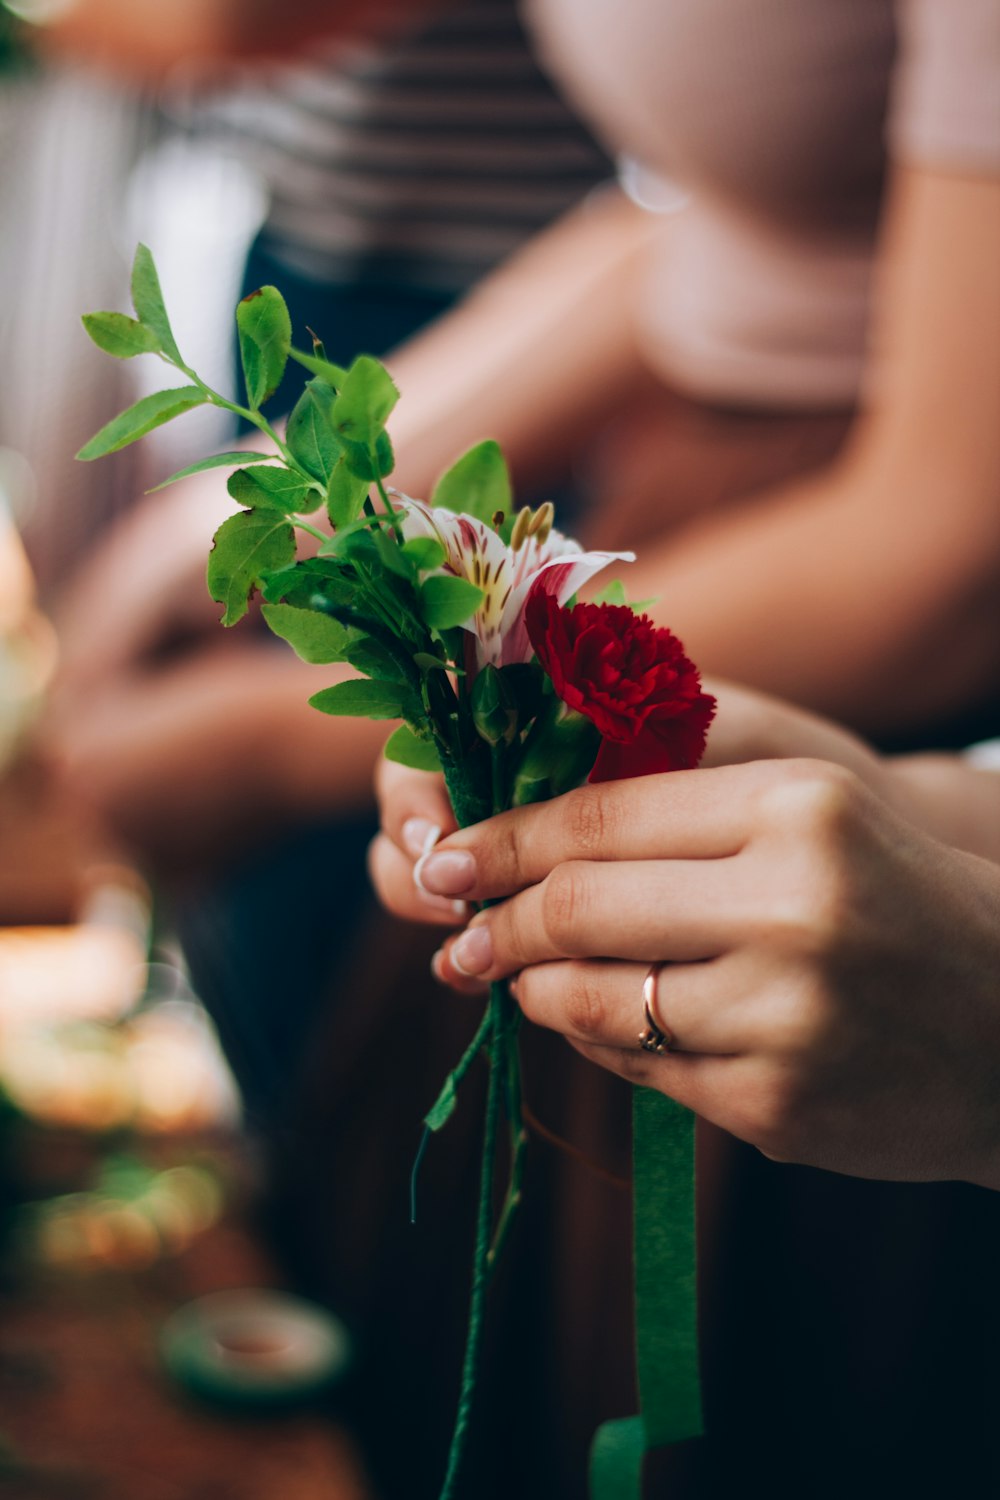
top-left (540, 862), bottom-right (590, 950)
top-left (564, 784), bottom-right (622, 856)
top-left (755, 870), bottom-right (852, 956)
top-left (756, 759), bottom-right (860, 840)
top-left (499, 814), bottom-right (530, 888)
top-left (768, 988), bottom-right (829, 1057)
top-left (562, 963), bottom-right (609, 1039)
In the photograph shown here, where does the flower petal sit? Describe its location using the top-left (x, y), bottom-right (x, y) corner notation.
top-left (500, 549), bottom-right (635, 665)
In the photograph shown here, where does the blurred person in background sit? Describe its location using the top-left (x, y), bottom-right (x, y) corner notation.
top-left (8, 0), bottom-right (609, 1106)
top-left (22, 1), bottom-right (1000, 1495)
top-left (49, 0), bottom-right (999, 842)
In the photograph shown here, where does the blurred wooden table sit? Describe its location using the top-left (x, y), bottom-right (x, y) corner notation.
top-left (0, 1215), bottom-right (372, 1500)
top-left (0, 758), bottom-right (372, 1499)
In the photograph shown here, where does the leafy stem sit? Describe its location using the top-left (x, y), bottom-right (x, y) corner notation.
top-left (163, 353), bottom-right (312, 482)
top-left (291, 517), bottom-right (328, 544)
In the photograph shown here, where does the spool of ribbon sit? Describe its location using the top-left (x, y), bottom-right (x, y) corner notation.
top-left (160, 1288), bottom-right (352, 1411)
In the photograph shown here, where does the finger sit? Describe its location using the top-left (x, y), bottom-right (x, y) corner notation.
top-left (413, 763), bottom-right (773, 903)
top-left (430, 945), bottom-right (489, 997)
top-left (438, 857), bottom-right (753, 980)
top-left (510, 955), bottom-right (754, 1055)
top-left (566, 1038), bottom-right (738, 1120)
top-left (366, 834), bottom-right (469, 927)
top-left (375, 756), bottom-right (455, 860)
top-left (568, 1041), bottom-right (791, 1163)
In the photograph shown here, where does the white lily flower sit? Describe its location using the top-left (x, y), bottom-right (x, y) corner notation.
top-left (396, 495), bottom-right (634, 671)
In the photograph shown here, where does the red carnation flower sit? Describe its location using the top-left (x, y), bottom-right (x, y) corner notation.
top-left (525, 592), bottom-right (716, 782)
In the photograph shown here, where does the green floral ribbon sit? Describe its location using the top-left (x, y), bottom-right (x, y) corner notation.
top-left (589, 1088), bottom-right (702, 1497)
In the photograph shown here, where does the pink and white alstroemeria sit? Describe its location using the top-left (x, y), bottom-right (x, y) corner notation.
top-left (397, 495), bottom-right (634, 671)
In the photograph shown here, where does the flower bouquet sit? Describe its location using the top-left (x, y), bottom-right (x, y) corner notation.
top-left (79, 249), bottom-right (714, 1497)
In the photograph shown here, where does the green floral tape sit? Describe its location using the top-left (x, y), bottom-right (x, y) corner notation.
top-left (589, 1088), bottom-right (702, 1497)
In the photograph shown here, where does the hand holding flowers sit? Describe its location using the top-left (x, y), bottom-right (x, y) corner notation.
top-left (375, 715), bottom-right (1000, 1190)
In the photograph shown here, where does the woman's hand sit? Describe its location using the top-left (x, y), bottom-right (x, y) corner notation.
top-left (371, 753), bottom-right (1000, 1190)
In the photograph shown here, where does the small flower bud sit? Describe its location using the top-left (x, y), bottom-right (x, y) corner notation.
top-left (511, 706), bottom-right (601, 804)
top-left (471, 664), bottom-right (519, 747)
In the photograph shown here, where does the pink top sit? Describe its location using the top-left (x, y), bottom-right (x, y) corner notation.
top-left (527, 0), bottom-right (1000, 408)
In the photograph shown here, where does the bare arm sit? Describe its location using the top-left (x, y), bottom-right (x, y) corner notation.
top-left (621, 166), bottom-right (1000, 737)
top-left (388, 187), bottom-right (656, 497)
top-left (363, 166), bottom-right (1000, 738)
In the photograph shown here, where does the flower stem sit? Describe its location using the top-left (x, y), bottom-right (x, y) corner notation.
top-left (411, 1007), bottom-right (493, 1224)
top-left (488, 1027), bottom-right (527, 1273)
top-left (438, 998), bottom-right (503, 1500)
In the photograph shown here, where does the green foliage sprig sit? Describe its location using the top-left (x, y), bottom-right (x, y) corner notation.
top-left (78, 244), bottom-right (620, 1498)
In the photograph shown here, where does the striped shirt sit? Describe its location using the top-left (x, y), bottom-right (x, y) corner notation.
top-left (198, 0), bottom-right (610, 293)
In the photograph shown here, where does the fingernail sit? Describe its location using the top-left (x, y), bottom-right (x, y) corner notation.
top-left (417, 849), bottom-right (477, 897)
top-left (417, 888), bottom-right (469, 918)
top-left (404, 818), bottom-right (441, 861)
top-left (430, 948), bottom-right (447, 982)
top-left (451, 925), bottom-right (493, 977)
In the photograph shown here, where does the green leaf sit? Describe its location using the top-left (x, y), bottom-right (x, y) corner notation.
top-left (260, 603), bottom-right (354, 663)
top-left (318, 514), bottom-right (378, 560)
top-left (592, 579), bottom-right (627, 607)
top-left (289, 347), bottom-right (348, 388)
top-left (259, 559), bottom-right (359, 610)
top-left (344, 637), bottom-right (409, 683)
top-left (227, 465), bottom-right (319, 513)
top-left (76, 386), bottom-right (208, 461)
top-left (82, 311), bottom-right (161, 359)
top-left (402, 536), bottom-right (447, 571)
top-left (424, 1076), bottom-right (458, 1133)
top-left (330, 355), bottom-right (399, 449)
top-left (130, 243), bottom-right (183, 364)
top-left (342, 428), bottom-right (395, 482)
top-left (286, 379), bottom-right (341, 483)
top-left (591, 578), bottom-right (657, 612)
top-left (326, 455), bottom-right (371, 529)
top-left (431, 440), bottom-right (511, 525)
top-left (237, 286), bottom-right (292, 409)
top-left (207, 509), bottom-right (296, 626)
top-left (146, 450), bottom-right (272, 492)
top-left (383, 724), bottom-right (443, 773)
top-left (413, 651), bottom-right (456, 674)
top-left (308, 678), bottom-right (419, 721)
top-left (372, 525), bottom-right (413, 580)
top-left (420, 575), bottom-right (483, 630)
